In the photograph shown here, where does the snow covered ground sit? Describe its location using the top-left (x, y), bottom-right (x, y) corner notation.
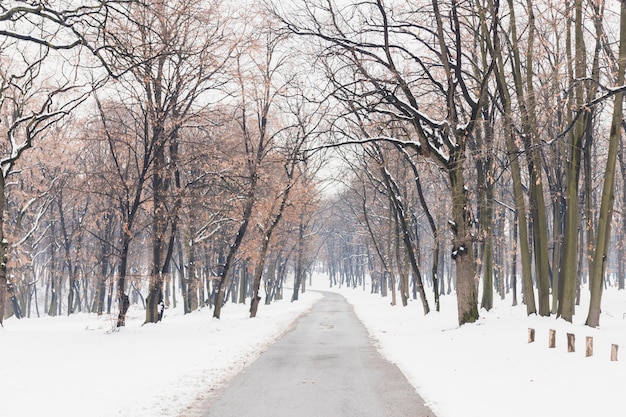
top-left (314, 279), bottom-right (626, 417)
top-left (1, 276), bottom-right (625, 417)
top-left (0, 293), bottom-right (322, 417)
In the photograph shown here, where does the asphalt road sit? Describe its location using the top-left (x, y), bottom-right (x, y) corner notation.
top-left (193, 291), bottom-right (436, 417)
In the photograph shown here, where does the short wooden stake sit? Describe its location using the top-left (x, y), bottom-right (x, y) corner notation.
top-left (548, 329), bottom-right (556, 348)
top-left (567, 333), bottom-right (575, 352)
top-left (611, 344), bottom-right (619, 361)
top-left (528, 328), bottom-right (535, 343)
top-left (586, 336), bottom-right (593, 357)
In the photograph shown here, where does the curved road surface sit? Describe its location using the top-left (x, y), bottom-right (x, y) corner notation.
top-left (193, 291), bottom-right (436, 417)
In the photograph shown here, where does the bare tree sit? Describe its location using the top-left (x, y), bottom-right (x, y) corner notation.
top-left (273, 0), bottom-right (500, 324)
top-left (98, 0), bottom-right (238, 324)
top-left (586, 0), bottom-right (626, 327)
top-left (0, 0), bottom-right (130, 324)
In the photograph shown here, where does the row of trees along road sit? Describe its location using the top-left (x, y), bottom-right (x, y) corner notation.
top-left (0, 1), bottom-right (327, 327)
top-left (276, 0), bottom-right (626, 327)
top-left (0, 0), bottom-right (625, 329)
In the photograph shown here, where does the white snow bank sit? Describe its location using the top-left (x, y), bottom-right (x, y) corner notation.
top-left (0, 292), bottom-right (322, 417)
top-left (316, 279), bottom-right (626, 417)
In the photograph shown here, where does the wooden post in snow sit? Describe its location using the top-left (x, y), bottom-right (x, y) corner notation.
top-left (611, 344), bottom-right (619, 361)
top-left (528, 328), bottom-right (535, 343)
top-left (586, 336), bottom-right (593, 357)
top-left (567, 333), bottom-right (575, 352)
top-left (548, 329), bottom-right (556, 348)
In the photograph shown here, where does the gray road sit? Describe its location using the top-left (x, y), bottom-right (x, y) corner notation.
top-left (192, 291), bottom-right (436, 417)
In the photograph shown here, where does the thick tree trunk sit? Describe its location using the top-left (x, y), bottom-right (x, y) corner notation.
top-left (478, 149), bottom-right (495, 312)
top-left (92, 241), bottom-right (109, 315)
top-left (449, 150), bottom-right (478, 325)
top-left (250, 246), bottom-right (268, 317)
top-left (146, 138), bottom-right (167, 324)
top-left (145, 275), bottom-right (165, 324)
top-left (488, 0), bottom-right (536, 315)
top-left (559, 0), bottom-right (586, 322)
top-left (586, 0), bottom-right (626, 327)
top-left (504, 0), bottom-right (549, 316)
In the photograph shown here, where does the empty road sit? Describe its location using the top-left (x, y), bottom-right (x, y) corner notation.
top-left (192, 291), bottom-right (436, 417)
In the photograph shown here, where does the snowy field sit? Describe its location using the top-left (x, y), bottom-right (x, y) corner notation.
top-left (0, 293), bottom-right (322, 417)
top-left (2, 276), bottom-right (626, 417)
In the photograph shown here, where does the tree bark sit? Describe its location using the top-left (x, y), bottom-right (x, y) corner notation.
top-left (559, 0), bottom-right (587, 322)
top-left (449, 148), bottom-right (479, 325)
top-left (116, 233), bottom-right (131, 327)
top-left (146, 132), bottom-right (167, 324)
top-left (507, 0), bottom-right (551, 316)
top-left (491, 0), bottom-right (536, 315)
top-left (586, 0), bottom-right (626, 327)
top-left (291, 216), bottom-right (306, 302)
top-left (0, 174), bottom-right (6, 326)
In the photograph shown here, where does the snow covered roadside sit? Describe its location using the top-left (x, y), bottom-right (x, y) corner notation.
top-left (3, 276), bottom-right (625, 417)
top-left (0, 291), bottom-right (322, 417)
top-left (313, 277), bottom-right (626, 417)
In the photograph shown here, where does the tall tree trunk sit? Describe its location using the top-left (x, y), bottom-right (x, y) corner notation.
top-left (116, 233), bottom-right (131, 327)
top-left (492, 0), bottom-right (536, 315)
top-left (449, 147), bottom-right (478, 325)
top-left (0, 174), bottom-right (6, 326)
top-left (292, 216), bottom-right (306, 302)
top-left (559, 0), bottom-right (587, 322)
top-left (238, 264), bottom-right (247, 304)
top-left (48, 223), bottom-right (59, 317)
top-left (473, 8), bottom-right (496, 311)
top-left (511, 211), bottom-right (519, 306)
top-left (550, 185), bottom-right (566, 314)
top-left (586, 0), bottom-right (626, 327)
top-left (620, 144), bottom-right (626, 290)
top-left (435, 0), bottom-right (487, 325)
top-left (525, 0), bottom-right (551, 315)
top-left (251, 241), bottom-right (271, 317)
top-left (477, 123), bottom-right (495, 312)
top-left (504, 0), bottom-right (550, 315)
top-left (582, 0), bottom-right (604, 307)
top-left (182, 228), bottom-right (198, 313)
top-left (146, 125), bottom-right (181, 323)
top-left (146, 142), bottom-right (167, 324)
